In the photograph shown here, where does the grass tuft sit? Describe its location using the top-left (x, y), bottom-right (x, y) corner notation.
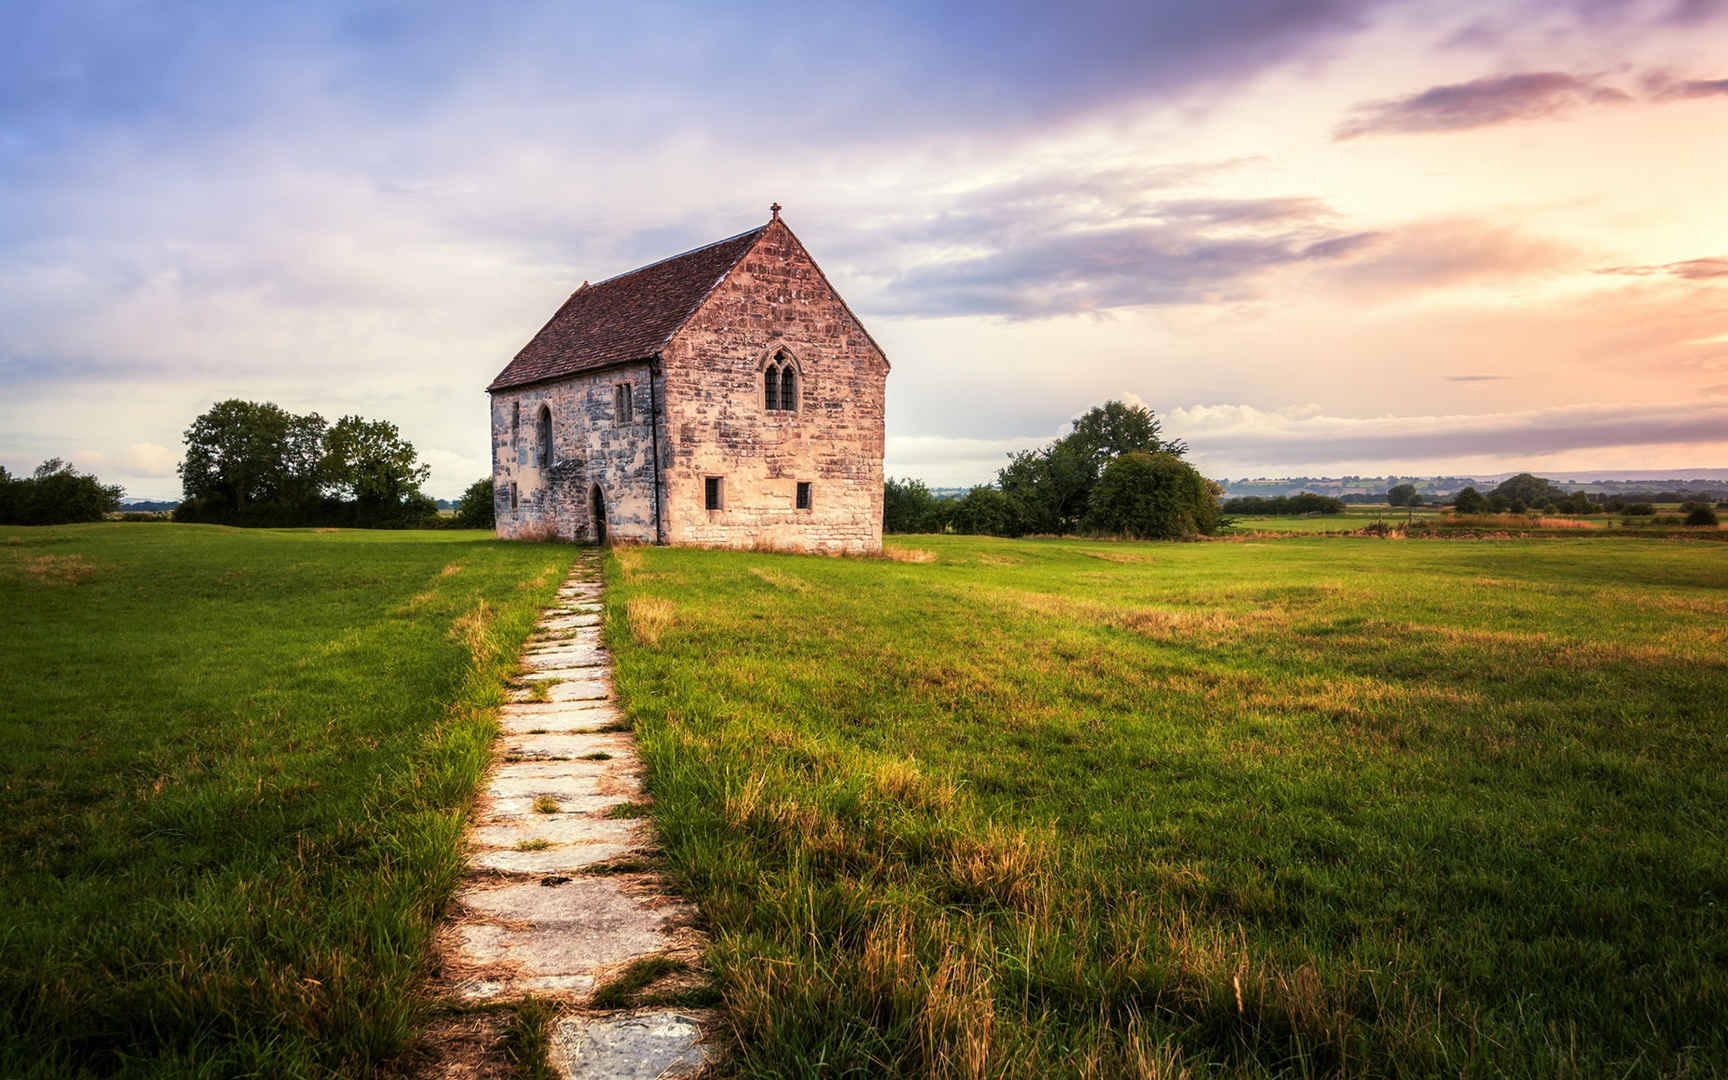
top-left (589, 956), bottom-right (685, 1010)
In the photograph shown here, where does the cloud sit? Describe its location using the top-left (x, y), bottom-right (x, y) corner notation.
top-left (1704, 384), bottom-right (1728, 396)
top-left (1447, 374), bottom-right (1509, 381)
top-left (1649, 76), bottom-right (1728, 98)
top-left (836, 168), bottom-right (1375, 318)
top-left (1168, 399), bottom-right (1728, 467)
top-left (1597, 257), bottom-right (1728, 279)
top-left (122, 442), bottom-right (178, 478)
top-left (1335, 72), bottom-right (1631, 139)
top-left (1319, 220), bottom-right (1579, 292)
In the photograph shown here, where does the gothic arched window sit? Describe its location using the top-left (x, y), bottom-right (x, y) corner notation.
top-left (764, 350), bottom-right (797, 412)
top-left (536, 405), bottom-right (552, 468)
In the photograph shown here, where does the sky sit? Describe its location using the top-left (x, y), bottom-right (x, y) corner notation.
top-left (3, 0), bottom-right (1727, 498)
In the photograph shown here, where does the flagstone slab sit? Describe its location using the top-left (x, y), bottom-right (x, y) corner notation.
top-left (510, 677), bottom-right (613, 700)
top-left (455, 878), bottom-right (682, 979)
top-left (534, 612), bottom-right (602, 630)
top-left (503, 732), bottom-right (636, 760)
top-left (470, 814), bottom-right (645, 849)
top-left (453, 974), bottom-right (597, 1003)
top-left (520, 648), bottom-right (608, 672)
top-left (550, 1011), bottom-right (710, 1080)
top-left (471, 841), bottom-right (638, 874)
top-left (483, 787), bottom-right (637, 819)
top-left (498, 700), bottom-right (623, 734)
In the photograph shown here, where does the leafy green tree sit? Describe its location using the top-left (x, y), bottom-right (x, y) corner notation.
top-left (884, 477), bottom-right (945, 533)
top-left (454, 477), bottom-right (496, 529)
top-left (1684, 505), bottom-right (1719, 526)
top-left (947, 485), bottom-right (1020, 536)
top-left (1084, 451), bottom-right (1221, 539)
top-left (998, 442), bottom-right (1095, 534)
top-left (1564, 491), bottom-right (1595, 514)
top-left (0, 459), bottom-right (123, 525)
top-left (320, 416), bottom-right (432, 524)
top-left (1387, 483), bottom-right (1418, 507)
top-left (178, 400), bottom-right (326, 519)
top-left (1452, 486), bottom-right (1486, 513)
top-left (1486, 492), bottom-right (1510, 513)
top-left (1062, 400), bottom-right (1185, 465)
top-left (1492, 473), bottom-right (1560, 506)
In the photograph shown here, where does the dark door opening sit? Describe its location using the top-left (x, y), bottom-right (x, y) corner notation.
top-left (590, 485), bottom-right (607, 545)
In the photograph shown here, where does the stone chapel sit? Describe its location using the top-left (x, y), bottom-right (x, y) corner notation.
top-left (486, 207), bottom-right (888, 554)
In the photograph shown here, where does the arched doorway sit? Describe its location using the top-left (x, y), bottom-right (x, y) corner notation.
top-left (590, 485), bottom-right (607, 546)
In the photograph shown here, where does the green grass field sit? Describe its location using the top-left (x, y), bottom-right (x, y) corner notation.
top-left (609, 533), bottom-right (1728, 1078)
top-left (0, 524), bottom-right (570, 1077)
top-left (6, 524), bottom-right (1725, 1077)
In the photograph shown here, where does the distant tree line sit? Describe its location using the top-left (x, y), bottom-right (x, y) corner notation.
top-left (885, 401), bottom-right (1222, 540)
top-left (174, 399), bottom-right (439, 527)
top-left (0, 460), bottom-right (123, 525)
top-left (1221, 493), bottom-right (1345, 515)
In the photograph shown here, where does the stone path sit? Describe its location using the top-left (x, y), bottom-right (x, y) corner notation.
top-left (432, 551), bottom-right (712, 1079)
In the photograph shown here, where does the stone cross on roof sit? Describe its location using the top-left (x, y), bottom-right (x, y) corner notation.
top-left (770, 202), bottom-right (782, 220)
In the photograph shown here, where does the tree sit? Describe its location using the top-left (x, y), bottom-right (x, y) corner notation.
top-left (320, 415), bottom-right (432, 525)
top-left (454, 478), bottom-right (496, 529)
top-left (1387, 483), bottom-right (1418, 507)
top-left (1685, 505), bottom-right (1719, 527)
top-left (947, 485), bottom-right (1020, 536)
top-left (1492, 473), bottom-right (1560, 506)
top-left (998, 442), bottom-right (1095, 534)
top-left (884, 477), bottom-right (944, 533)
top-left (1453, 486), bottom-right (1486, 514)
top-left (0, 459), bottom-right (123, 525)
top-left (178, 400), bottom-right (326, 520)
top-left (1062, 400), bottom-right (1185, 465)
top-left (1084, 451), bottom-right (1221, 540)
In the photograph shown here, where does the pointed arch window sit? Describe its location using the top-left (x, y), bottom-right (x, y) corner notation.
top-left (536, 404), bottom-right (552, 468)
top-left (764, 350), bottom-right (798, 412)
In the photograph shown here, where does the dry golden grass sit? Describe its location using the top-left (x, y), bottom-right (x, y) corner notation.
top-left (749, 566), bottom-right (813, 593)
top-left (447, 600), bottom-right (494, 660)
top-left (625, 595), bottom-right (675, 644)
top-left (885, 545), bottom-right (937, 563)
top-left (7, 553), bottom-right (97, 586)
top-left (438, 562), bottom-right (463, 577)
top-left (1084, 548), bottom-right (1153, 563)
top-left (612, 545), bottom-right (646, 583)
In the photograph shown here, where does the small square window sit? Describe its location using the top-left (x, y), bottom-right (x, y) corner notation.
top-left (796, 481), bottom-right (812, 510)
top-left (704, 476), bottom-right (723, 511)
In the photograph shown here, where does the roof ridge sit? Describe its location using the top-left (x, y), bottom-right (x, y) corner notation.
top-left (588, 224), bottom-right (768, 288)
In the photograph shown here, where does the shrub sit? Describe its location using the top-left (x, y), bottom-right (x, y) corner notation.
top-left (1084, 451), bottom-right (1221, 540)
top-left (453, 477), bottom-right (496, 529)
top-left (884, 477), bottom-right (947, 533)
top-left (947, 486), bottom-right (1021, 536)
top-left (1221, 493), bottom-right (1344, 515)
top-left (1452, 486), bottom-right (1486, 514)
top-left (1624, 503), bottom-right (1656, 516)
top-left (1685, 506), bottom-right (1719, 526)
top-left (0, 460), bottom-right (123, 525)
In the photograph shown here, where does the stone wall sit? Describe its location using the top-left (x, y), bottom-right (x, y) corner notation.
top-left (490, 362), bottom-right (661, 543)
top-left (659, 220), bottom-right (887, 555)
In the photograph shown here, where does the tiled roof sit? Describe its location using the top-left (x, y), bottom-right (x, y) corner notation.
top-left (487, 226), bottom-right (768, 391)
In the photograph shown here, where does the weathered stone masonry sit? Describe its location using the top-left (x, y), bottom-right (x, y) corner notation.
top-left (487, 211), bottom-right (887, 554)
